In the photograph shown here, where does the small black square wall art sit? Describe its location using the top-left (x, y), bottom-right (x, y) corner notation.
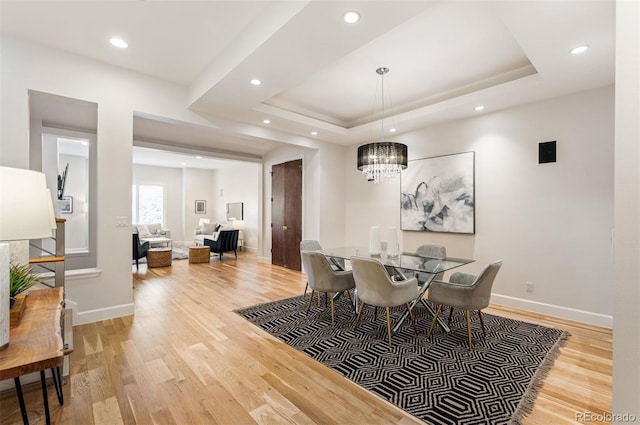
top-left (539, 140), bottom-right (557, 164)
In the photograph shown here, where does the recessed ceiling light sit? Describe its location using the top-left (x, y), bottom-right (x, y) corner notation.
top-left (263, 119), bottom-right (271, 124)
top-left (250, 78), bottom-right (262, 86)
top-left (475, 105), bottom-right (485, 111)
top-left (570, 45), bottom-right (589, 55)
top-left (109, 37), bottom-right (128, 48)
top-left (180, 162), bottom-right (186, 166)
top-left (343, 11), bottom-right (360, 24)
top-left (389, 128), bottom-right (397, 133)
top-left (311, 131), bottom-right (318, 136)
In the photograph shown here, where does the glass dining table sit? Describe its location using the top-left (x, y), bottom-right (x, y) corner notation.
top-left (320, 246), bottom-right (474, 334)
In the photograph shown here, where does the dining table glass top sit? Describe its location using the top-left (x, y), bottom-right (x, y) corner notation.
top-left (320, 246), bottom-right (474, 274)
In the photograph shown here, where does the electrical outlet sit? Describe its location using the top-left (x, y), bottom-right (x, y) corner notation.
top-left (116, 216), bottom-right (128, 227)
top-left (525, 282), bottom-right (534, 293)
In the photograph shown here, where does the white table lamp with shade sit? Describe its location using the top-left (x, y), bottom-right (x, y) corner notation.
top-left (0, 167), bottom-right (57, 350)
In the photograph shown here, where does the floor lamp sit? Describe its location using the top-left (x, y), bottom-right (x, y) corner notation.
top-left (0, 167), bottom-right (56, 350)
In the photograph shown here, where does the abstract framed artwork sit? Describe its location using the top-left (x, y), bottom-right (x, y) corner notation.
top-left (195, 200), bottom-right (206, 214)
top-left (400, 151), bottom-right (475, 234)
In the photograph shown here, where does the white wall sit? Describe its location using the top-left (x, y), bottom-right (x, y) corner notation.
top-left (59, 153), bottom-right (89, 252)
top-left (183, 168), bottom-right (216, 243)
top-left (213, 162), bottom-right (260, 250)
top-left (132, 164), bottom-right (184, 241)
top-left (612, 0), bottom-right (640, 418)
top-left (345, 85), bottom-right (614, 327)
top-left (1, 35), bottom-right (225, 324)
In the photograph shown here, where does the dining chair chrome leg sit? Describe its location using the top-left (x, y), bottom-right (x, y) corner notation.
top-left (465, 310), bottom-right (473, 351)
top-left (406, 303), bottom-right (418, 336)
top-left (346, 289), bottom-right (353, 305)
top-left (385, 307), bottom-right (393, 348)
top-left (478, 310), bottom-right (486, 337)
top-left (354, 302), bottom-right (367, 329)
top-left (330, 293), bottom-right (335, 328)
top-left (427, 304), bottom-right (443, 339)
top-left (306, 290), bottom-right (315, 312)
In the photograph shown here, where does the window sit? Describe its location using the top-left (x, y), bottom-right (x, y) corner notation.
top-left (132, 184), bottom-right (164, 224)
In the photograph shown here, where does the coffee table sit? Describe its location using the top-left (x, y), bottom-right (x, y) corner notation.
top-left (141, 236), bottom-right (172, 249)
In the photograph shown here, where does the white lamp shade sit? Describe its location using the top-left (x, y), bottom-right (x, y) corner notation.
top-left (0, 167), bottom-right (56, 241)
top-left (45, 188), bottom-right (57, 230)
top-left (232, 220), bottom-right (244, 230)
top-left (198, 218), bottom-right (210, 227)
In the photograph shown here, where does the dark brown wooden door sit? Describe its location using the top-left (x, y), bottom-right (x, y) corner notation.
top-left (271, 159), bottom-right (302, 271)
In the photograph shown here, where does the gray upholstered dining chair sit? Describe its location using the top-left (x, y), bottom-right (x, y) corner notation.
top-left (300, 240), bottom-right (323, 297)
top-left (300, 250), bottom-right (355, 327)
top-left (414, 244), bottom-right (447, 283)
top-left (300, 240), bottom-right (344, 299)
top-left (350, 256), bottom-right (419, 347)
top-left (427, 260), bottom-right (503, 350)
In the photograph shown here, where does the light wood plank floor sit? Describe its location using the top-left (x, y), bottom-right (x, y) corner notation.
top-left (0, 253), bottom-right (612, 424)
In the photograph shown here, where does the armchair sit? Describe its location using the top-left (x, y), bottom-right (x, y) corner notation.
top-left (412, 244), bottom-right (447, 285)
top-left (350, 256), bottom-right (419, 347)
top-left (299, 240), bottom-right (344, 299)
top-left (300, 251), bottom-right (355, 327)
top-left (132, 233), bottom-right (149, 271)
top-left (427, 260), bottom-right (503, 350)
top-left (203, 229), bottom-right (239, 260)
top-left (195, 222), bottom-right (244, 249)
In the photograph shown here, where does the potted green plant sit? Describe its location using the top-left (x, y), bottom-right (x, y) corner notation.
top-left (9, 263), bottom-right (41, 308)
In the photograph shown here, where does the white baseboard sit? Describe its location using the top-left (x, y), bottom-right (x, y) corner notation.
top-left (74, 303), bottom-right (134, 326)
top-left (491, 293), bottom-right (613, 328)
top-left (257, 256), bottom-right (271, 263)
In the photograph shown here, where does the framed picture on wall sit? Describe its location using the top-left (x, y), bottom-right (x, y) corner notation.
top-left (195, 200), bottom-right (206, 214)
top-left (400, 151), bottom-right (475, 234)
top-left (59, 196), bottom-right (73, 214)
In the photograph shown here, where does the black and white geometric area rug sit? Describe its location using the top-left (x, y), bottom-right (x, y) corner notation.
top-left (236, 294), bottom-right (569, 425)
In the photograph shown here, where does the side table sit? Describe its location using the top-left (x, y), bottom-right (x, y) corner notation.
top-left (0, 287), bottom-right (67, 425)
top-left (189, 246), bottom-right (211, 263)
top-left (147, 247), bottom-right (172, 267)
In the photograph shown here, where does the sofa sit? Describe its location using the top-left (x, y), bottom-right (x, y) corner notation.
top-left (134, 223), bottom-right (171, 238)
top-left (194, 222), bottom-right (243, 249)
top-left (134, 223), bottom-right (172, 248)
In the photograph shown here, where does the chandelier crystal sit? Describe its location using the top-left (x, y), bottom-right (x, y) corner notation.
top-left (357, 67), bottom-right (408, 184)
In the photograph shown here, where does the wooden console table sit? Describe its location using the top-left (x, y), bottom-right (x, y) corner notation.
top-left (0, 287), bottom-right (66, 425)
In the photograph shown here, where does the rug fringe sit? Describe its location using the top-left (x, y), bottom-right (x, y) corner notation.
top-left (509, 330), bottom-right (571, 424)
